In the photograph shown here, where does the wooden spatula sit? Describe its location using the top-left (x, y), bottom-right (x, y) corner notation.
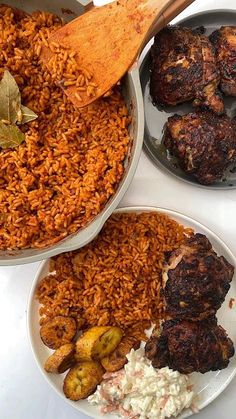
top-left (41, 0), bottom-right (195, 108)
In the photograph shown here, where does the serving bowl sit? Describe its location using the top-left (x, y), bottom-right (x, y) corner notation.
top-left (140, 10), bottom-right (236, 189)
top-left (28, 205), bottom-right (236, 419)
top-left (0, 0), bottom-right (144, 265)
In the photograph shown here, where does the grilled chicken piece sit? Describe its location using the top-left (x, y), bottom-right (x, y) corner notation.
top-left (163, 110), bottom-right (236, 185)
top-left (150, 26), bottom-right (224, 114)
top-left (162, 233), bottom-right (234, 320)
top-left (145, 318), bottom-right (235, 374)
top-left (210, 26), bottom-right (236, 96)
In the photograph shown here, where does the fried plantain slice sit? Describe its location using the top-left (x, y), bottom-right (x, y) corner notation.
top-left (101, 336), bottom-right (140, 372)
top-left (63, 361), bottom-right (104, 400)
top-left (44, 343), bottom-right (76, 373)
top-left (40, 316), bottom-right (77, 349)
top-left (76, 326), bottom-right (123, 361)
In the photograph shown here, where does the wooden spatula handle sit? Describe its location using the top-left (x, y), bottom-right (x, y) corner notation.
top-left (145, 0), bottom-right (195, 43)
top-left (162, 0), bottom-right (195, 25)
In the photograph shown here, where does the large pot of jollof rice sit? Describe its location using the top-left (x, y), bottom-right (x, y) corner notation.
top-left (0, 0), bottom-right (144, 264)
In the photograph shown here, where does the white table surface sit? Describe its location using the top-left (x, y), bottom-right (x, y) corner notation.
top-left (0, 0), bottom-right (236, 418)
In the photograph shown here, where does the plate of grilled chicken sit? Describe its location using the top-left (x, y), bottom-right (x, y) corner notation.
top-left (141, 10), bottom-right (236, 188)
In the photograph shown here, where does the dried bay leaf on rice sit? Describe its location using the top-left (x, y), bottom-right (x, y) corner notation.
top-left (0, 70), bottom-right (37, 148)
top-left (20, 104), bottom-right (38, 124)
top-left (0, 120), bottom-right (25, 149)
top-left (0, 70), bottom-right (21, 124)
top-left (0, 70), bottom-right (38, 125)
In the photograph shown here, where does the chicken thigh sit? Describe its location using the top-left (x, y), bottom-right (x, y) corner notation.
top-left (162, 233), bottom-right (234, 320)
top-left (145, 317), bottom-right (235, 374)
top-left (150, 26), bottom-right (224, 114)
top-left (210, 26), bottom-right (236, 96)
top-left (163, 110), bottom-right (236, 185)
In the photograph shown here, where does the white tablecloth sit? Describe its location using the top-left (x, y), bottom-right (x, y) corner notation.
top-left (0, 0), bottom-right (236, 418)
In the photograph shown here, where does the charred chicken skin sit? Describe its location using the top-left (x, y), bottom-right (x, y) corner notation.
top-left (162, 233), bottom-right (234, 320)
top-left (163, 110), bottom-right (236, 185)
top-left (210, 26), bottom-right (236, 96)
top-left (145, 318), bottom-right (235, 374)
top-left (150, 26), bottom-right (224, 114)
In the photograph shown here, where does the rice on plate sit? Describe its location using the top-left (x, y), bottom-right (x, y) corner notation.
top-left (37, 211), bottom-right (192, 339)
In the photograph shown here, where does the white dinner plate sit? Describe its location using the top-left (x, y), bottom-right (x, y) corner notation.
top-left (27, 206), bottom-right (236, 419)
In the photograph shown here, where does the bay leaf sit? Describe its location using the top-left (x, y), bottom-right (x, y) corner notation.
top-left (0, 121), bottom-right (25, 149)
top-left (20, 105), bottom-right (38, 124)
top-left (0, 70), bottom-right (21, 124)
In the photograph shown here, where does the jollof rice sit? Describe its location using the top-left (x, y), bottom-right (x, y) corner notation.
top-left (0, 6), bottom-right (131, 249)
top-left (45, 42), bottom-right (98, 101)
top-left (37, 212), bottom-right (193, 340)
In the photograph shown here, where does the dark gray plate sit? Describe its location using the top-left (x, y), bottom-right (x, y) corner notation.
top-left (140, 10), bottom-right (236, 189)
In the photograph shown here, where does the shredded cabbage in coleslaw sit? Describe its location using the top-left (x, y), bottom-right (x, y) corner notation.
top-left (88, 348), bottom-right (195, 419)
